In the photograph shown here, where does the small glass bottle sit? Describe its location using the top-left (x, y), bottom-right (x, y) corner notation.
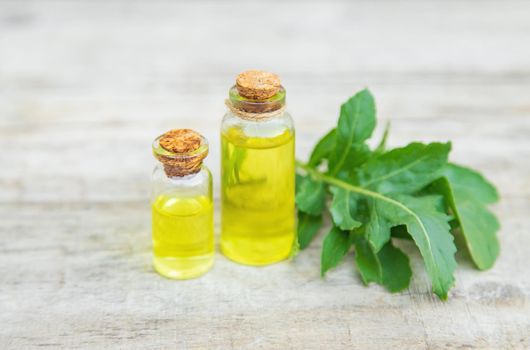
top-left (151, 129), bottom-right (214, 279)
top-left (220, 70), bottom-right (296, 266)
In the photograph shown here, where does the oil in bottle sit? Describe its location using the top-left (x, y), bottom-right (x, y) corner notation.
top-left (152, 193), bottom-right (213, 279)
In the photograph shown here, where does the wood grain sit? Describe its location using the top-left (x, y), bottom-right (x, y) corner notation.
top-left (0, 1), bottom-right (529, 349)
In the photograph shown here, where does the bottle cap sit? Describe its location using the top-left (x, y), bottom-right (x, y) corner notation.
top-left (153, 129), bottom-right (208, 177)
top-left (236, 70), bottom-right (281, 100)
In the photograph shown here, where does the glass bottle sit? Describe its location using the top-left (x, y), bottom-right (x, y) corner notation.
top-left (220, 70), bottom-right (296, 266)
top-left (151, 129), bottom-right (214, 279)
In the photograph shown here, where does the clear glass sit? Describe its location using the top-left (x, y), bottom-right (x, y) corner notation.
top-left (220, 86), bottom-right (296, 265)
top-left (151, 138), bottom-right (214, 279)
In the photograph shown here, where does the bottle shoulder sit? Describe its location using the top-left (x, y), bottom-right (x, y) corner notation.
top-left (221, 110), bottom-right (295, 138)
top-left (152, 166), bottom-right (212, 200)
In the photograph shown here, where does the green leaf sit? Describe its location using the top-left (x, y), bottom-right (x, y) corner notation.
top-left (354, 234), bottom-right (412, 292)
top-left (443, 163), bottom-right (499, 204)
top-left (329, 187), bottom-right (362, 230)
top-left (297, 212), bottom-right (323, 250)
top-left (297, 162), bottom-right (457, 299)
top-left (295, 175), bottom-right (326, 215)
top-left (364, 198), bottom-right (401, 251)
top-left (309, 128), bottom-right (336, 167)
top-left (364, 194), bottom-right (448, 251)
top-left (378, 240), bottom-right (412, 292)
top-left (329, 89), bottom-right (376, 175)
top-left (295, 173), bottom-right (304, 193)
top-left (395, 195), bottom-right (456, 299)
top-left (321, 226), bottom-right (353, 276)
top-left (356, 142), bottom-right (451, 194)
top-left (294, 88), bottom-right (501, 300)
top-left (353, 232), bottom-right (382, 284)
top-left (430, 164), bottom-right (500, 270)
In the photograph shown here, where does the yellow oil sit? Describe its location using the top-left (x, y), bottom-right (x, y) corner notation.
top-left (151, 193), bottom-right (214, 279)
top-left (221, 126), bottom-right (295, 265)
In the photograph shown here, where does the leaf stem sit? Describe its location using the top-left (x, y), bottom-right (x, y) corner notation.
top-left (296, 160), bottom-right (413, 216)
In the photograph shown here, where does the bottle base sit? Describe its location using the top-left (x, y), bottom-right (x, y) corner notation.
top-left (153, 254), bottom-right (214, 279)
top-left (220, 238), bottom-right (293, 266)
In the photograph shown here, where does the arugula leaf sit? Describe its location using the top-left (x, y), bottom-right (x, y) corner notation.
top-left (309, 128), bottom-right (336, 167)
top-left (364, 198), bottom-right (401, 251)
top-left (395, 195), bottom-right (456, 299)
top-left (329, 89), bottom-right (376, 175)
top-left (367, 193), bottom-right (456, 299)
top-left (431, 163), bottom-right (500, 270)
top-left (353, 233), bottom-right (380, 284)
top-left (329, 186), bottom-right (362, 230)
top-left (321, 226), bottom-right (353, 276)
top-left (377, 240), bottom-right (412, 292)
top-left (443, 163), bottom-right (499, 204)
top-left (295, 173), bottom-right (304, 193)
top-left (354, 234), bottom-right (412, 292)
top-left (298, 163), bottom-right (457, 299)
top-left (297, 212), bottom-right (323, 250)
top-left (294, 88), bottom-right (500, 300)
top-left (355, 142), bottom-right (451, 194)
top-left (295, 175), bottom-right (326, 215)
top-left (362, 191), bottom-right (456, 299)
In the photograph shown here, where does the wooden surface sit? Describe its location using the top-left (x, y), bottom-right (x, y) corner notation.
top-left (1, 1), bottom-right (530, 349)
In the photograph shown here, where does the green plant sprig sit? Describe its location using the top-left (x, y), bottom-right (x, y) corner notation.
top-left (295, 89), bottom-right (500, 300)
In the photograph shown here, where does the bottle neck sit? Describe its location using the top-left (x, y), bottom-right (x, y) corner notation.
top-left (227, 85), bottom-right (286, 121)
top-left (162, 165), bottom-right (205, 181)
top-left (159, 160), bottom-right (204, 178)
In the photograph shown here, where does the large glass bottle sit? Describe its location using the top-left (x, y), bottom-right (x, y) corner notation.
top-left (220, 70), bottom-right (295, 266)
top-left (151, 129), bottom-right (214, 279)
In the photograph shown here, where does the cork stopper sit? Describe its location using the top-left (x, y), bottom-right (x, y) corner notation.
top-left (159, 129), bottom-right (202, 154)
top-left (236, 70), bottom-right (281, 100)
top-left (153, 129), bottom-right (208, 177)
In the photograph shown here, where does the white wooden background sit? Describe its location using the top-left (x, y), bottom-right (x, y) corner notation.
top-left (1, 1), bottom-right (529, 349)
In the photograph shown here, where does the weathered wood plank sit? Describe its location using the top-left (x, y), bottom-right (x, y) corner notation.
top-left (0, 201), bottom-right (528, 349)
